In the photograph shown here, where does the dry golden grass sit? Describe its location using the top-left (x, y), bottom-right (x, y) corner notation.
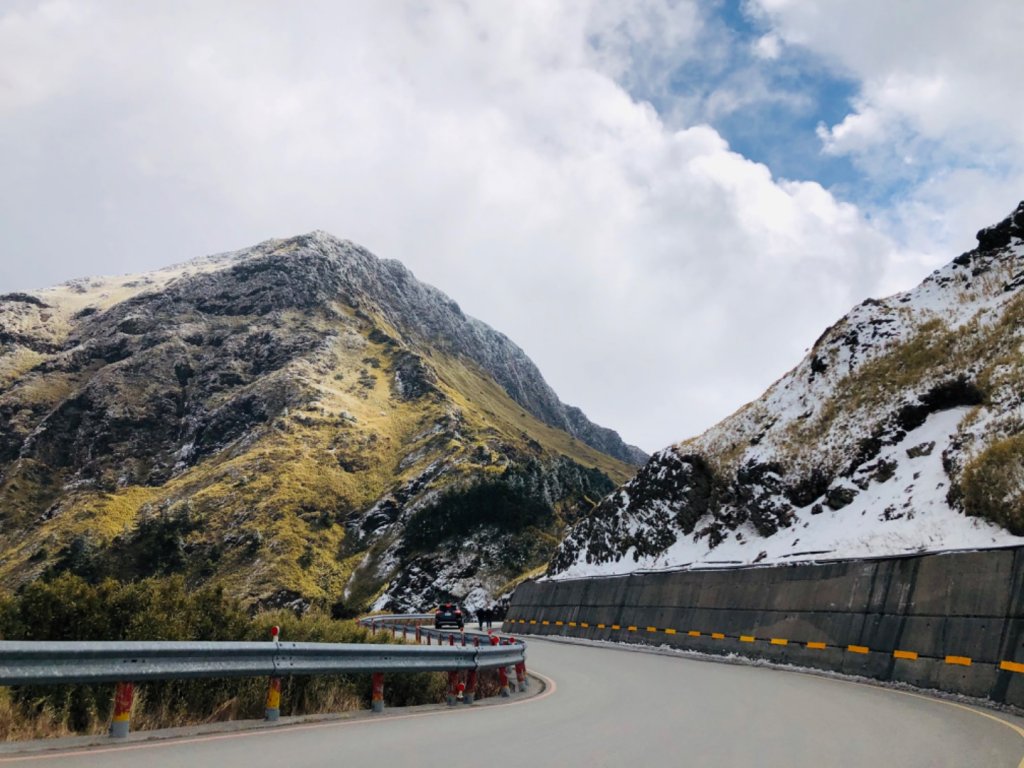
top-left (0, 288), bottom-right (637, 605)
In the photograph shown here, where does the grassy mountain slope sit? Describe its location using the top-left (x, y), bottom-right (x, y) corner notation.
top-left (0, 234), bottom-right (636, 611)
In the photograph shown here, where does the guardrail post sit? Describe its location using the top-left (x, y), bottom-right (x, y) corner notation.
top-left (109, 681), bottom-right (133, 738)
top-left (391, 625), bottom-right (396, 639)
top-left (505, 638), bottom-right (518, 695)
top-left (372, 672), bottom-right (385, 713)
top-left (265, 625), bottom-right (281, 721)
top-left (490, 634), bottom-right (511, 697)
top-left (403, 625), bottom-right (408, 641)
top-left (449, 633), bottom-right (455, 647)
top-left (497, 664), bottom-right (511, 697)
top-left (415, 624), bottom-right (421, 643)
top-left (447, 670), bottom-right (460, 706)
top-left (509, 636), bottom-right (527, 691)
top-left (464, 669), bottom-right (477, 704)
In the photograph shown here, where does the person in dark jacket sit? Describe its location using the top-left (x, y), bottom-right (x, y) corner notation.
top-left (477, 607), bottom-right (487, 630)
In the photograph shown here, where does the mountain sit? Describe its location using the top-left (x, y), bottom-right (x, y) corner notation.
top-left (551, 202), bottom-right (1024, 578)
top-left (0, 232), bottom-right (643, 612)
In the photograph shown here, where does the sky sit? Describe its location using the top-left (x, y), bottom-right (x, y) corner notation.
top-left (2, 0), bottom-right (1023, 454)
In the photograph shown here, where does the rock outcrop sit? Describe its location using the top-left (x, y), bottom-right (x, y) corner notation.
top-left (0, 233), bottom-right (639, 610)
top-left (552, 201), bottom-right (1024, 578)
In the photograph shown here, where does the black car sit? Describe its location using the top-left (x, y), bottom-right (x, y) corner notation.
top-left (434, 603), bottom-right (465, 630)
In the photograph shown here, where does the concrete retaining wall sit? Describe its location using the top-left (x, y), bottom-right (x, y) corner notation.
top-left (504, 547), bottom-right (1024, 707)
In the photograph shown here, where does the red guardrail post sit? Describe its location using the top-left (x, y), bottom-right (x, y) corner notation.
top-left (403, 625), bottom-right (408, 640)
top-left (490, 634), bottom-right (511, 697)
top-left (466, 639), bottom-right (480, 705)
top-left (372, 672), bottom-right (384, 713)
top-left (447, 670), bottom-right (460, 706)
top-left (265, 625), bottom-right (281, 721)
top-left (415, 624), bottom-right (422, 643)
top-left (449, 633), bottom-right (455, 647)
top-left (510, 636), bottom-right (527, 691)
top-left (391, 625), bottom-right (396, 639)
top-left (109, 681), bottom-right (133, 738)
top-left (497, 664), bottom-right (511, 697)
top-left (505, 639), bottom-right (517, 695)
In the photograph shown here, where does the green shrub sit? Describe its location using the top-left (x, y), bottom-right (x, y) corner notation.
top-left (403, 480), bottom-right (554, 553)
top-left (0, 575), bottom-right (445, 739)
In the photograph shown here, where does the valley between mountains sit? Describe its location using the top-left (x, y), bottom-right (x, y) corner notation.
top-left (3, 202), bottom-right (1024, 613)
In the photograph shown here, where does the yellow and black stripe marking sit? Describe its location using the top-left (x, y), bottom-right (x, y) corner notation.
top-left (502, 614), bottom-right (1023, 675)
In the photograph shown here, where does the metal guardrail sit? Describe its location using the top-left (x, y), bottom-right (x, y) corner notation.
top-left (0, 614), bottom-right (529, 737)
top-left (362, 613), bottom-right (435, 624)
top-left (0, 639), bottom-right (525, 686)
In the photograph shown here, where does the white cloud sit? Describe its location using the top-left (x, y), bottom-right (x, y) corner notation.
top-left (752, 32), bottom-right (782, 60)
top-left (0, 0), bottom-right (971, 454)
top-left (0, 1), bottom-right (96, 111)
top-left (751, 0), bottom-right (1024, 257)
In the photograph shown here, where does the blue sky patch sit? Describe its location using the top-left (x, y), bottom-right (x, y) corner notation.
top-left (629, 0), bottom-right (875, 197)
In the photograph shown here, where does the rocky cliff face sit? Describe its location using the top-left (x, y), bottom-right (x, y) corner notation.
top-left (551, 202), bottom-right (1024, 578)
top-left (0, 233), bottom-right (638, 611)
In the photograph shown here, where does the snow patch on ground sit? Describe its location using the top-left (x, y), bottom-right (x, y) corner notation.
top-left (554, 408), bottom-right (1024, 580)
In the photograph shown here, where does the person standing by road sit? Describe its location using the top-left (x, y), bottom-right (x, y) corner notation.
top-left (477, 607), bottom-right (487, 630)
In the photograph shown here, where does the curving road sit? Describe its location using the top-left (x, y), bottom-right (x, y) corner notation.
top-left (2, 636), bottom-right (1023, 767)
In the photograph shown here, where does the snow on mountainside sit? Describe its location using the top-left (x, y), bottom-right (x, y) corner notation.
top-left (551, 202), bottom-right (1024, 579)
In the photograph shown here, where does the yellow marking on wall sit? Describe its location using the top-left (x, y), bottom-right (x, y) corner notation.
top-left (739, 635), bottom-right (755, 643)
top-left (611, 625), bottom-right (621, 630)
top-left (770, 638), bottom-right (788, 646)
top-left (554, 621), bottom-right (563, 626)
top-left (688, 631), bottom-right (701, 637)
top-left (597, 624), bottom-right (606, 629)
top-left (946, 655), bottom-right (972, 666)
top-left (806, 642), bottom-right (827, 650)
top-left (1000, 660), bottom-right (1024, 674)
top-left (646, 626), bottom-right (658, 633)
top-left (711, 633), bottom-right (725, 640)
top-left (665, 628), bottom-right (676, 635)
top-left (568, 622), bottom-right (577, 627)
top-left (529, 620), bottom-right (537, 625)
top-left (580, 622), bottom-right (590, 628)
top-left (627, 626), bottom-right (638, 632)
top-left (848, 645), bottom-right (869, 654)
top-left (893, 649), bottom-right (918, 660)
top-left (541, 621), bottom-right (550, 626)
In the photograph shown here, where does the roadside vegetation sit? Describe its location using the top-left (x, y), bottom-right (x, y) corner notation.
top-left (0, 575), bottom-right (447, 741)
top-left (961, 433), bottom-right (1024, 535)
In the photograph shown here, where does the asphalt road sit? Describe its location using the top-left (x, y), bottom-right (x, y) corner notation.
top-left (3, 637), bottom-right (1023, 767)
